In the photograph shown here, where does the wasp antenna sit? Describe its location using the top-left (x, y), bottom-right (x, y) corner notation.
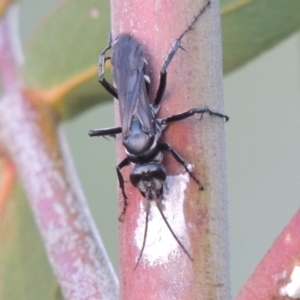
top-left (134, 200), bottom-right (151, 270)
top-left (156, 199), bottom-right (193, 261)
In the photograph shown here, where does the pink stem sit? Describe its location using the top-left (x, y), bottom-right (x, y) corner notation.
top-left (236, 209), bottom-right (300, 299)
top-left (111, 0), bottom-right (230, 298)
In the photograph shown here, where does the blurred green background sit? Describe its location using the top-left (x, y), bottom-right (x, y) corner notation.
top-left (19, 0), bottom-right (300, 297)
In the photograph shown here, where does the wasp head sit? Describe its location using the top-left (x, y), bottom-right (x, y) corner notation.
top-left (130, 163), bottom-right (167, 200)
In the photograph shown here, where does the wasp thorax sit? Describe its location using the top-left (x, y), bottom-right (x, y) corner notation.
top-left (123, 120), bottom-right (155, 155)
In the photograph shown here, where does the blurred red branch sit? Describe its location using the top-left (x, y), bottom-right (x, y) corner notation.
top-left (236, 210), bottom-right (300, 300)
top-left (0, 3), bottom-right (118, 299)
top-left (0, 158), bottom-right (15, 220)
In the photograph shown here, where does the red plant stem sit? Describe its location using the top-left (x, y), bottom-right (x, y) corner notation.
top-left (0, 158), bottom-right (15, 220)
top-left (111, 0), bottom-right (230, 299)
top-left (0, 3), bottom-right (21, 92)
top-left (236, 209), bottom-right (300, 299)
top-left (0, 4), bottom-right (118, 299)
top-left (0, 92), bottom-right (119, 300)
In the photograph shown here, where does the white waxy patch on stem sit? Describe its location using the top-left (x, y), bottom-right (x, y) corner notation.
top-left (134, 173), bottom-right (190, 266)
top-left (280, 266), bottom-right (300, 298)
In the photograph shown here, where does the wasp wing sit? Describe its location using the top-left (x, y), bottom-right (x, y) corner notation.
top-left (112, 34), bottom-right (155, 138)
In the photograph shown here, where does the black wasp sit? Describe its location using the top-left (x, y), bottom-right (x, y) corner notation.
top-left (89, 0), bottom-right (228, 268)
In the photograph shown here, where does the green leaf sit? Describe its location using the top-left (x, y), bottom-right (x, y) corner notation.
top-left (24, 0), bottom-right (110, 87)
top-left (22, 0), bottom-right (112, 119)
top-left (221, 0), bottom-right (300, 73)
top-left (0, 183), bottom-right (63, 300)
top-left (23, 0), bottom-right (300, 117)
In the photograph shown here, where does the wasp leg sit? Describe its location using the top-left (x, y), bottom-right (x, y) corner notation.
top-left (116, 157), bottom-right (130, 222)
top-left (153, 1), bottom-right (211, 108)
top-left (98, 33), bottom-right (118, 99)
top-left (158, 142), bottom-right (203, 190)
top-left (161, 106), bottom-right (229, 125)
top-left (89, 126), bottom-right (122, 137)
